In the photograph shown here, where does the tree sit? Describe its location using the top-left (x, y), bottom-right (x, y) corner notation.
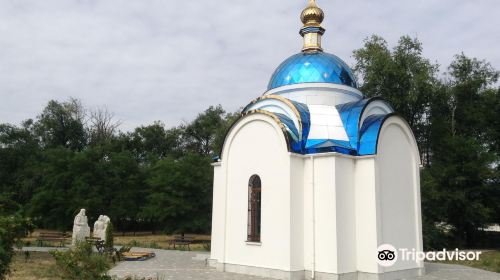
top-left (213, 111), bottom-right (241, 156)
top-left (183, 105), bottom-right (227, 156)
top-left (88, 107), bottom-right (121, 146)
top-left (424, 54), bottom-right (499, 247)
top-left (127, 121), bottom-right (183, 163)
top-left (27, 147), bottom-right (77, 230)
top-left (0, 121), bottom-right (41, 213)
top-left (353, 36), bottom-right (499, 249)
top-left (140, 153), bottom-right (213, 233)
top-left (353, 35), bottom-right (439, 164)
top-left (34, 99), bottom-right (87, 150)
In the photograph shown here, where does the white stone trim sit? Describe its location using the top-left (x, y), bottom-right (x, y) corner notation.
top-left (245, 241), bottom-right (262, 246)
top-left (263, 83), bottom-right (363, 98)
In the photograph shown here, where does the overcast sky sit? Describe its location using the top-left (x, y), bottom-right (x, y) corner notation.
top-left (1, 0), bottom-right (499, 131)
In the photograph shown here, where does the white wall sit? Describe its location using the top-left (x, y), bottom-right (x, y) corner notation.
top-left (334, 157), bottom-right (357, 273)
top-left (302, 155), bottom-right (358, 275)
top-left (376, 117), bottom-right (423, 272)
top-left (312, 156), bottom-right (338, 273)
top-left (290, 156), bottom-right (305, 271)
top-left (210, 163), bottom-right (226, 262)
top-left (219, 114), bottom-right (293, 271)
top-left (302, 157), bottom-right (314, 272)
top-left (354, 157), bottom-right (380, 274)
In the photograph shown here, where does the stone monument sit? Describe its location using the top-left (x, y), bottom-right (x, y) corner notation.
top-left (93, 215), bottom-right (111, 241)
top-left (72, 208), bottom-right (90, 245)
top-left (93, 215), bottom-right (104, 238)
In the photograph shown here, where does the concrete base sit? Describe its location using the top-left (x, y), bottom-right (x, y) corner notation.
top-left (209, 260), bottom-right (425, 280)
top-left (219, 262), bottom-right (304, 280)
top-left (304, 270), bottom-right (358, 280)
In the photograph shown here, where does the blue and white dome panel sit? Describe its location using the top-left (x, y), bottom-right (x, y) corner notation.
top-left (306, 105), bottom-right (349, 149)
top-left (240, 95), bottom-right (395, 156)
top-left (268, 52), bottom-right (358, 90)
top-left (244, 98), bottom-right (302, 136)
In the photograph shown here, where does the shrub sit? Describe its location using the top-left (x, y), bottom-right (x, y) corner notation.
top-left (50, 241), bottom-right (111, 280)
top-left (104, 222), bottom-right (114, 250)
top-left (0, 215), bottom-right (34, 280)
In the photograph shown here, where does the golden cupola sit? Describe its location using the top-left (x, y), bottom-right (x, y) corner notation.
top-left (300, 0), bottom-right (325, 52)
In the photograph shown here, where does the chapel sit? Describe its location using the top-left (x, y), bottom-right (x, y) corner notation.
top-left (209, 1), bottom-right (424, 279)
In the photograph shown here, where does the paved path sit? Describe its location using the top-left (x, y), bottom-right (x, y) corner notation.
top-left (108, 248), bottom-right (266, 280)
top-left (421, 263), bottom-right (500, 280)
top-left (21, 246), bottom-right (68, 252)
top-left (108, 248), bottom-right (500, 280)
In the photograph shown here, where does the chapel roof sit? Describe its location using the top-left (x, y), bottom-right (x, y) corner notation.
top-left (267, 0), bottom-right (357, 90)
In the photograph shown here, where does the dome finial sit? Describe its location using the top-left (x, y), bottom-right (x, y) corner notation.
top-left (300, 0), bottom-right (325, 52)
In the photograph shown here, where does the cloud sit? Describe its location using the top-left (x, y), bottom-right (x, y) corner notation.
top-left (0, 0), bottom-right (499, 131)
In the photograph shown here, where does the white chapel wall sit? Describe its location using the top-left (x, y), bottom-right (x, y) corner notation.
top-left (210, 163), bottom-right (226, 263)
top-left (375, 117), bottom-right (423, 272)
top-left (290, 155), bottom-right (305, 271)
top-left (334, 156), bottom-right (357, 274)
top-left (310, 156), bottom-right (338, 274)
top-left (223, 115), bottom-right (293, 271)
top-left (354, 157), bottom-right (380, 274)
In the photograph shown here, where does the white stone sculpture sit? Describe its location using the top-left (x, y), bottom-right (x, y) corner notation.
top-left (72, 209), bottom-right (90, 245)
top-left (93, 215), bottom-right (104, 238)
top-left (92, 215), bottom-right (111, 241)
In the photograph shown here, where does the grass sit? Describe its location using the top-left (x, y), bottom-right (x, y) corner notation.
top-left (10, 232), bottom-right (500, 278)
top-left (7, 251), bottom-right (61, 280)
top-left (434, 250), bottom-right (500, 273)
top-left (21, 229), bottom-right (211, 251)
top-left (10, 229), bottom-right (212, 280)
top-left (113, 233), bottom-right (211, 251)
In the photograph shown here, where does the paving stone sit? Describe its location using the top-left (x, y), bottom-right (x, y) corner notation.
top-left (105, 248), bottom-right (500, 280)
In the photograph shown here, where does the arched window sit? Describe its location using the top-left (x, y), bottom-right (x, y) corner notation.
top-left (247, 175), bottom-right (261, 242)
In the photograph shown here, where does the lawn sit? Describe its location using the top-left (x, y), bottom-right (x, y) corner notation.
top-left (7, 251), bottom-right (61, 280)
top-left (433, 250), bottom-right (500, 273)
top-left (22, 229), bottom-right (211, 251)
top-left (113, 232), bottom-right (211, 251)
top-left (10, 230), bottom-right (210, 279)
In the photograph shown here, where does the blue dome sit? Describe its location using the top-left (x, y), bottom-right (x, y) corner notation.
top-left (267, 52), bottom-right (358, 90)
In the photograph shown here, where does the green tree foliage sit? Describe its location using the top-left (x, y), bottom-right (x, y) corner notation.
top-left (0, 98), bottom-right (234, 234)
top-left (183, 105), bottom-right (228, 156)
top-left (354, 37), bottom-right (499, 249)
top-left (0, 121), bottom-right (41, 213)
top-left (34, 98), bottom-right (87, 150)
top-left (353, 35), bottom-right (439, 163)
top-left (141, 153), bottom-right (213, 233)
top-left (423, 54), bottom-right (499, 247)
top-left (127, 121), bottom-right (183, 163)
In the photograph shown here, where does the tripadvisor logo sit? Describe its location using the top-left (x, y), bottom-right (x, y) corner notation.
top-left (377, 244), bottom-right (398, 267)
top-left (376, 244), bottom-right (482, 267)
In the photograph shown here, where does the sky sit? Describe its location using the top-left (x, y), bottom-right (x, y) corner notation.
top-left (1, 0), bottom-right (499, 131)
